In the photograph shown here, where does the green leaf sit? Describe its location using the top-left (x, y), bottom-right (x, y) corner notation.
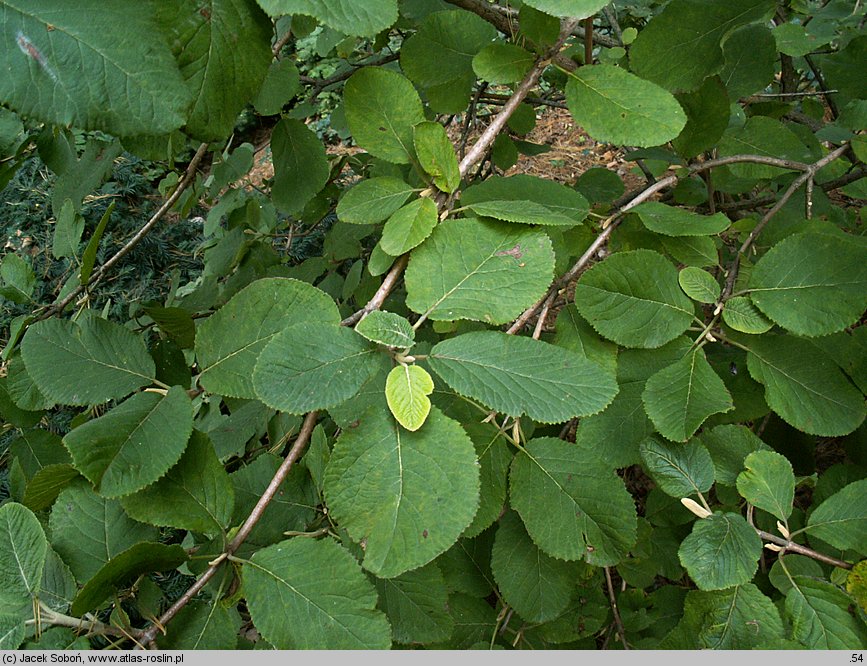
top-left (271, 118), bottom-right (330, 214)
top-left (632, 202), bottom-right (730, 237)
top-left (700, 424), bottom-right (771, 486)
top-left (678, 512), bottom-right (761, 590)
top-left (521, 0), bottom-right (609, 18)
top-left (71, 543), bottom-right (187, 616)
top-left (49, 480), bottom-right (157, 584)
top-left (324, 407), bottom-right (479, 577)
top-left (156, 0), bottom-right (271, 141)
top-left (748, 232), bottom-right (867, 337)
top-left (671, 76), bottom-right (731, 159)
top-left (78, 200), bottom-right (114, 286)
top-left (337, 177), bottom-right (414, 225)
top-left (552, 304), bottom-right (618, 376)
top-left (414, 121), bottom-right (460, 194)
top-left (253, 59), bottom-right (300, 116)
top-left (0, 2), bottom-right (191, 136)
top-left (253, 323), bottom-right (384, 414)
top-left (380, 197), bottom-right (438, 255)
top-left (344, 67), bottom-right (425, 164)
top-left (736, 450), bottom-right (794, 522)
top-left (22, 464), bottom-right (79, 512)
top-left (575, 249), bottom-right (694, 349)
top-left (629, 0), bottom-right (776, 92)
top-left (385, 364), bottom-right (434, 432)
top-left (746, 335), bottom-right (866, 437)
top-left (806, 479), bottom-right (867, 556)
top-left (661, 235), bottom-right (719, 268)
top-left (120, 431), bottom-right (234, 533)
top-left (21, 317), bottom-right (154, 406)
top-left (0, 377), bottom-right (42, 429)
top-left (718, 116), bottom-right (813, 180)
top-left (405, 218), bottom-right (554, 325)
top-left (255, 0), bottom-right (397, 36)
top-left (62, 387), bottom-right (193, 498)
top-left (0, 615), bottom-right (24, 650)
top-left (461, 174), bottom-right (589, 224)
top-left (196, 278), bottom-right (339, 399)
top-left (243, 537), bottom-right (392, 648)
top-left (430, 331), bottom-right (618, 423)
top-left (719, 24), bottom-right (776, 99)
top-left (465, 200), bottom-right (579, 227)
top-left (355, 311), bottom-right (415, 349)
top-left (374, 563), bottom-right (453, 644)
top-left (721, 296), bottom-right (773, 334)
top-left (0, 254), bottom-right (34, 304)
top-left (472, 44), bottom-right (534, 84)
top-left (768, 555), bottom-right (824, 595)
top-left (0, 502), bottom-right (47, 604)
top-left (52, 199), bottom-right (83, 260)
top-left (785, 576), bottom-right (867, 649)
top-left (639, 436), bottom-right (714, 498)
top-left (461, 422), bottom-right (512, 539)
top-left (642, 347), bottom-right (733, 441)
top-left (773, 23), bottom-right (825, 58)
top-left (157, 602), bottom-right (241, 650)
top-left (678, 267), bottom-right (720, 304)
top-left (510, 437), bottom-right (637, 565)
top-left (565, 65), bottom-right (686, 147)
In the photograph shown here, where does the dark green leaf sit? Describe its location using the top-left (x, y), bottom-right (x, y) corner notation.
top-left (736, 450), bottom-right (794, 522)
top-left (271, 118), bottom-right (330, 214)
top-left (639, 436), bottom-right (715, 498)
top-left (337, 177), bottom-right (415, 225)
top-left (806, 479), bottom-right (867, 556)
top-left (678, 512), bottom-right (761, 590)
top-left (0, 502), bottom-right (47, 604)
top-left (785, 576), bottom-right (867, 649)
top-left (255, 0), bottom-right (398, 36)
top-left (633, 202), bottom-right (730, 237)
top-left (374, 563), bottom-right (453, 644)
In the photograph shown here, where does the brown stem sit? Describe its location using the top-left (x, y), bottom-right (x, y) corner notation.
top-left (758, 530), bottom-right (853, 570)
top-left (340, 254), bottom-right (409, 326)
top-left (583, 17), bottom-right (594, 65)
top-left (604, 567), bottom-right (629, 650)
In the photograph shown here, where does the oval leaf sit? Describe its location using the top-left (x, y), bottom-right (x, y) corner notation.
top-left (385, 364), bottom-right (434, 432)
top-left (806, 479), bottom-right (867, 555)
top-left (639, 436), bottom-right (715, 498)
top-left (355, 311), bottom-right (415, 349)
top-left (679, 267), bottom-right (721, 303)
top-left (0, 502), bottom-right (47, 604)
top-left (255, 0), bottom-right (397, 37)
top-left (736, 450), bottom-right (794, 522)
top-left (271, 118), bottom-right (330, 214)
top-left (414, 121), bottom-right (460, 194)
top-left (472, 43), bottom-right (534, 84)
top-left (461, 174), bottom-right (589, 224)
top-left (722, 296), bottom-right (773, 334)
top-left (633, 202), bottom-right (730, 237)
top-left (337, 177), bottom-right (414, 225)
top-left (678, 512), bottom-right (761, 591)
top-left (380, 198), bottom-right (438, 255)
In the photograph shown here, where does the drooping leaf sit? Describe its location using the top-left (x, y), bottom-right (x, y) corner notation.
top-left (678, 267), bottom-right (720, 304)
top-left (736, 450), bottom-right (794, 522)
top-left (380, 198), bottom-right (438, 255)
top-left (255, 0), bottom-right (398, 36)
top-left (323, 408), bottom-right (479, 578)
top-left (472, 43), bottom-right (534, 84)
top-left (642, 347), bottom-right (733, 441)
top-left (344, 67), bottom-right (425, 164)
top-left (632, 202), bottom-right (730, 237)
top-left (522, 0), bottom-right (610, 18)
top-left (806, 479), bottom-right (867, 556)
top-left (748, 232), bottom-right (867, 337)
top-left (385, 364), bottom-right (434, 432)
top-left (355, 311), bottom-right (415, 349)
top-left (510, 437), bottom-right (637, 565)
top-left (243, 537), bottom-right (392, 648)
top-left (0, 502), bottom-right (47, 604)
top-left (0, 1), bottom-right (192, 136)
top-left (461, 174), bottom-right (589, 224)
top-left (271, 118), bottom-right (330, 214)
top-left (722, 296), bottom-right (773, 334)
top-left (21, 317), bottom-right (155, 406)
top-left (49, 480), bottom-right (157, 584)
top-left (746, 335), bottom-right (866, 437)
top-left (121, 431), bottom-right (234, 533)
top-left (429, 331), bottom-right (618, 423)
top-left (196, 278), bottom-right (339, 399)
top-left (337, 177), bottom-right (415, 225)
top-left (785, 576), bottom-right (867, 649)
top-left (374, 563), bottom-right (453, 645)
top-left (678, 512), bottom-right (761, 590)
top-left (639, 436), bottom-right (715, 498)
top-left (565, 65), bottom-right (686, 147)
top-left (62, 387), bottom-right (193, 498)
top-left (405, 218), bottom-right (554, 325)
top-left (52, 199), bottom-right (83, 260)
top-left (253, 323), bottom-right (384, 414)
top-left (574, 249), bottom-right (694, 349)
top-left (414, 121), bottom-right (460, 193)
top-left (157, 602), bottom-right (241, 650)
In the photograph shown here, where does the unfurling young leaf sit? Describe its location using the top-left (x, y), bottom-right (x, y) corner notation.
top-left (385, 364), bottom-right (434, 431)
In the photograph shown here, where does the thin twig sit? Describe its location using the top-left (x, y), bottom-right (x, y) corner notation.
top-left (604, 567), bottom-right (629, 650)
top-left (341, 255), bottom-right (409, 326)
top-left (758, 530), bottom-right (853, 570)
top-left (272, 29), bottom-right (293, 57)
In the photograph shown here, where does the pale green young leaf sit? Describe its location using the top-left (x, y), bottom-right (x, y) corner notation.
top-left (0, 502), bottom-right (47, 604)
top-left (355, 311), bottom-right (415, 349)
top-left (344, 68), bottom-right (425, 164)
top-left (62, 387), bottom-right (193, 498)
top-left (722, 296), bottom-right (773, 334)
top-left (414, 121), bottom-right (460, 193)
top-left (736, 450), bottom-right (794, 521)
top-left (49, 480), bottom-right (157, 584)
top-left (255, 0), bottom-right (397, 36)
top-left (121, 431), bottom-right (234, 533)
top-left (337, 177), bottom-right (414, 225)
top-left (678, 512), bottom-right (761, 590)
top-left (472, 44), bottom-right (534, 84)
top-left (52, 199), bottom-right (83, 260)
top-left (574, 249), bottom-right (694, 349)
top-left (639, 436), bottom-right (714, 498)
top-left (491, 511), bottom-right (582, 623)
top-left (522, 0), bottom-right (610, 18)
top-left (510, 437), bottom-right (637, 565)
top-left (405, 218), bottom-right (554, 325)
top-left (700, 424), bottom-right (772, 486)
top-left (642, 347), bottom-right (733, 441)
top-left (785, 576), bottom-right (867, 649)
top-left (385, 364), bottom-right (434, 432)
top-left (324, 408), bottom-right (479, 578)
top-left (374, 563), bottom-right (453, 645)
top-left (196, 278), bottom-right (339, 399)
top-left (380, 198), bottom-right (438, 255)
top-left (253, 323), bottom-right (384, 414)
top-left (678, 267), bottom-right (720, 304)
top-left (157, 602), bottom-right (241, 650)
top-left (565, 65), bottom-right (686, 147)
top-left (271, 118), bottom-right (330, 214)
top-left (805, 479), bottom-right (867, 555)
top-left (21, 317), bottom-right (154, 406)
top-left (633, 202), bottom-right (730, 237)
top-left (461, 174), bottom-right (589, 224)
top-left (746, 335), bottom-right (866, 437)
top-left (429, 331), bottom-right (618, 423)
top-left (748, 232), bottom-right (867, 337)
